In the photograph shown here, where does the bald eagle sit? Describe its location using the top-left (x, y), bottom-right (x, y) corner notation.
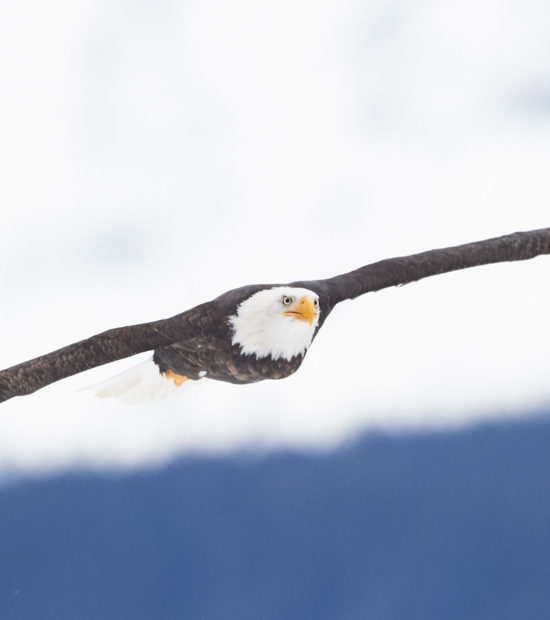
top-left (1, 228), bottom-right (549, 403)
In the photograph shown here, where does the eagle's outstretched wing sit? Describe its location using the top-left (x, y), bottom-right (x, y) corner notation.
top-left (0, 304), bottom-right (214, 402)
top-left (308, 228), bottom-right (550, 303)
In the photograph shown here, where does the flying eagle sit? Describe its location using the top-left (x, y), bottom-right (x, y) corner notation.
top-left (1, 228), bottom-right (549, 403)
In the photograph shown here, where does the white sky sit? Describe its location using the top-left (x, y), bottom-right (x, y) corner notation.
top-left (1, 0), bottom-right (550, 479)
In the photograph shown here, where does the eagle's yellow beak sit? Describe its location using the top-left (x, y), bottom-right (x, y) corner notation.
top-left (283, 295), bottom-right (317, 326)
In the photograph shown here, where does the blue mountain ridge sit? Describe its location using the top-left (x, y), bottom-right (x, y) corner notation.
top-left (2, 413), bottom-right (550, 620)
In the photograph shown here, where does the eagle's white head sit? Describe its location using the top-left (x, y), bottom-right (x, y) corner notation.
top-left (228, 286), bottom-right (320, 361)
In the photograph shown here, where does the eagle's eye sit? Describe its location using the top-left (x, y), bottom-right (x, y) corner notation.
top-left (313, 298), bottom-right (319, 308)
top-left (281, 296), bottom-right (293, 306)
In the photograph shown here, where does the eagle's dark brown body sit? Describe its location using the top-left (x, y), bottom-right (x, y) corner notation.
top-left (1, 227), bottom-right (549, 402)
top-left (153, 283), bottom-right (335, 384)
top-left (154, 340), bottom-right (305, 384)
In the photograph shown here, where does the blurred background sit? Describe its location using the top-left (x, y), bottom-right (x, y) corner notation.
top-left (1, 0), bottom-right (550, 617)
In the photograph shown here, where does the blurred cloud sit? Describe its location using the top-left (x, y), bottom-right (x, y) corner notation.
top-left (1, 0), bottom-right (550, 479)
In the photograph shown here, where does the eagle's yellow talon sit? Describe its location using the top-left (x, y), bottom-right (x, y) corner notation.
top-left (165, 370), bottom-right (189, 387)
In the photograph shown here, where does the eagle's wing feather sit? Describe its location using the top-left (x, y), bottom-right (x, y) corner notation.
top-left (0, 303), bottom-right (214, 402)
top-left (313, 228), bottom-right (550, 304)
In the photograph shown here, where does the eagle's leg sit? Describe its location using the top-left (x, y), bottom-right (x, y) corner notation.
top-left (164, 370), bottom-right (189, 387)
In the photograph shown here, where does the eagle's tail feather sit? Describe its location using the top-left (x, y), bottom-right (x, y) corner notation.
top-left (92, 357), bottom-right (185, 404)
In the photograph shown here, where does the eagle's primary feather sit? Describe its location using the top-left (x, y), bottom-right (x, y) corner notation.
top-left (1, 227), bottom-right (549, 403)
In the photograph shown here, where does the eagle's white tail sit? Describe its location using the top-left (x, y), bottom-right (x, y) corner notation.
top-left (92, 357), bottom-right (187, 404)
